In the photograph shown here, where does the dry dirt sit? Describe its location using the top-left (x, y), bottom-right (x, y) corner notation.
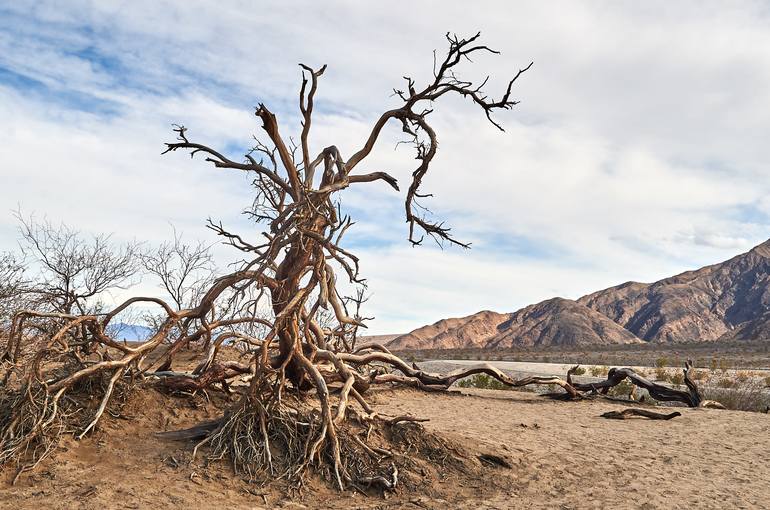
top-left (2, 386), bottom-right (769, 509)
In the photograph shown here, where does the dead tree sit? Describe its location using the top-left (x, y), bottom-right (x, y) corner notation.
top-left (0, 33), bottom-right (545, 489)
top-left (3, 33), bottom-right (715, 492)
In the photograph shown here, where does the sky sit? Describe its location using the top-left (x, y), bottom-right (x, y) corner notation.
top-left (2, 1), bottom-right (770, 334)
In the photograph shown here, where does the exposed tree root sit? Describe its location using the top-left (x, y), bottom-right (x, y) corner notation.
top-left (0, 361), bottom-right (135, 483)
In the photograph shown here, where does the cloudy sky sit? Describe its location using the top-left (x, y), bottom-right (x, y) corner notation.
top-left (2, 1), bottom-right (770, 334)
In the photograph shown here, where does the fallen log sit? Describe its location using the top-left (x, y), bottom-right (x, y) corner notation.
top-left (566, 360), bottom-right (724, 409)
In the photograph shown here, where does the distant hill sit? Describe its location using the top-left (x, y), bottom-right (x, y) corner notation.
top-left (578, 240), bottom-right (770, 342)
top-left (357, 334), bottom-right (402, 346)
top-left (106, 322), bottom-right (153, 342)
top-left (387, 311), bottom-right (510, 350)
top-left (387, 239), bottom-right (770, 349)
top-left (485, 298), bottom-right (640, 348)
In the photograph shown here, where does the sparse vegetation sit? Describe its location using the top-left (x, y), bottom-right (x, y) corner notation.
top-left (703, 379), bottom-right (770, 412)
top-left (590, 365), bottom-right (610, 377)
top-left (607, 379), bottom-right (634, 398)
top-left (668, 373), bottom-right (684, 386)
top-left (456, 374), bottom-right (513, 391)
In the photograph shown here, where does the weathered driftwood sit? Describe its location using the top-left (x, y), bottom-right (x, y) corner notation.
top-left (566, 361), bottom-right (725, 409)
top-left (600, 408), bottom-right (682, 420)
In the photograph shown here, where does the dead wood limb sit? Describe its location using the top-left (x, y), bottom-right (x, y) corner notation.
top-left (600, 408), bottom-right (682, 420)
top-left (156, 418), bottom-right (225, 441)
top-left (566, 361), bottom-right (720, 408)
top-left (387, 415), bottom-right (430, 425)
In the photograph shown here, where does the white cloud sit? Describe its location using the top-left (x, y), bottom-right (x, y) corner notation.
top-left (2, 1), bottom-right (770, 334)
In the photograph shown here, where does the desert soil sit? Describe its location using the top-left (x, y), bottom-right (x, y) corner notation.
top-left (2, 387), bottom-right (768, 510)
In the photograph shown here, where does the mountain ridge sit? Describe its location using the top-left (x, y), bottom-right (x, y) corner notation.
top-left (387, 239), bottom-right (770, 349)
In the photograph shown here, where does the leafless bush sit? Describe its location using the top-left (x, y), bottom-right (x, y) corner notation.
top-left (0, 252), bottom-right (29, 328)
top-left (139, 229), bottom-right (215, 311)
top-left (15, 212), bottom-right (140, 314)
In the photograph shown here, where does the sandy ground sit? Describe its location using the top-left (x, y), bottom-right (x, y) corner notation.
top-left (2, 387), bottom-right (769, 509)
top-left (390, 389), bottom-right (770, 509)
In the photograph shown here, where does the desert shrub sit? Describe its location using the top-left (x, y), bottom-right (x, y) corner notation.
top-left (590, 366), bottom-right (609, 377)
top-left (607, 379), bottom-right (634, 398)
top-left (717, 378), bottom-right (735, 388)
top-left (654, 367), bottom-right (668, 381)
top-left (709, 358), bottom-right (719, 371)
top-left (703, 379), bottom-right (770, 412)
top-left (764, 376), bottom-right (770, 388)
top-left (735, 370), bottom-right (750, 383)
top-left (668, 373), bottom-right (684, 386)
top-left (456, 374), bottom-right (510, 391)
top-left (655, 357), bottom-right (668, 368)
top-left (571, 366), bottom-right (586, 376)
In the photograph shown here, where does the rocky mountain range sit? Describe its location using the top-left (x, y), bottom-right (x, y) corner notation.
top-left (387, 239), bottom-right (770, 350)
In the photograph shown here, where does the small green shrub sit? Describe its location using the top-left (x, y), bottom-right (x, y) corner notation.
top-left (456, 373), bottom-right (510, 391)
top-left (571, 366), bottom-right (586, 376)
top-left (655, 357), bottom-right (668, 368)
top-left (607, 380), bottom-right (634, 398)
top-left (590, 366), bottom-right (609, 377)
